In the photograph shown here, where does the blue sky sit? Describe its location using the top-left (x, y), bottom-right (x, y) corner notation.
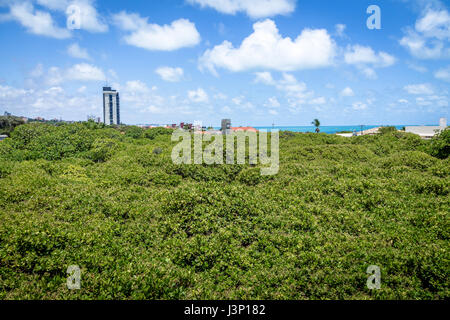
top-left (0, 0), bottom-right (449, 126)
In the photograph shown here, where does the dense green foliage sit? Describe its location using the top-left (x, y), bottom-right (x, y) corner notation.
top-left (379, 126), bottom-right (397, 135)
top-left (123, 126), bottom-right (145, 139)
top-left (428, 128), bottom-right (450, 160)
top-left (0, 116), bottom-right (25, 136)
top-left (0, 124), bottom-right (448, 300)
top-left (144, 127), bottom-right (174, 140)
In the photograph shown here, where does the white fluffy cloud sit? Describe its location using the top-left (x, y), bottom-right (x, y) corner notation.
top-left (0, 85), bottom-right (29, 100)
top-left (1, 73), bottom-right (205, 122)
top-left (124, 80), bottom-right (151, 93)
top-left (415, 8), bottom-right (450, 40)
top-left (0, 84), bottom-right (101, 119)
top-left (188, 88), bottom-right (209, 103)
top-left (121, 80), bottom-right (200, 117)
top-left (254, 71), bottom-right (275, 85)
top-left (155, 67), bottom-right (184, 82)
top-left (404, 83), bottom-right (434, 95)
top-left (415, 95), bottom-right (448, 107)
top-left (407, 63), bottom-right (428, 73)
top-left (335, 23), bottom-right (346, 37)
top-left (400, 30), bottom-right (446, 59)
top-left (36, 0), bottom-right (70, 10)
top-left (66, 63), bottom-right (105, 81)
top-left (400, 81), bottom-right (448, 109)
top-left (340, 87), bottom-right (354, 97)
top-left (200, 19), bottom-right (336, 74)
top-left (2, 2), bottom-right (71, 39)
top-left (72, 0), bottom-right (108, 32)
top-left (310, 97), bottom-right (326, 105)
top-left (265, 96), bottom-right (280, 108)
top-left (67, 43), bottom-right (91, 60)
top-left (273, 73), bottom-right (308, 96)
top-left (344, 45), bottom-right (396, 78)
top-left (434, 66), bottom-right (450, 82)
top-left (254, 72), bottom-right (326, 113)
top-left (121, 80), bottom-right (165, 113)
top-left (112, 11), bottom-right (200, 51)
top-left (27, 63), bottom-right (105, 86)
top-left (400, 8), bottom-right (450, 59)
top-left (345, 45), bottom-right (395, 66)
top-left (352, 102), bottom-right (367, 110)
top-left (186, 0), bottom-right (296, 18)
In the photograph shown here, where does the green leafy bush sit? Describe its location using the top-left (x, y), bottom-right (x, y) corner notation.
top-left (380, 151), bottom-right (438, 170)
top-left (379, 126), bottom-right (397, 134)
top-left (0, 122), bottom-right (448, 300)
top-left (144, 127), bottom-right (174, 140)
top-left (86, 138), bottom-right (119, 162)
top-left (428, 128), bottom-right (450, 159)
top-left (124, 126), bottom-right (144, 139)
top-left (0, 116), bottom-right (25, 136)
top-left (8, 123), bottom-right (95, 160)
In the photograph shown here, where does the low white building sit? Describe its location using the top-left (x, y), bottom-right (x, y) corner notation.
top-left (405, 118), bottom-right (447, 139)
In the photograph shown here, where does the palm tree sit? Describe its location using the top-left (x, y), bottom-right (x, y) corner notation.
top-left (312, 119), bottom-right (320, 133)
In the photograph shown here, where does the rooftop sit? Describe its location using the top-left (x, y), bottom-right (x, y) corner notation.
top-left (231, 127), bottom-right (258, 132)
top-left (405, 126), bottom-right (444, 139)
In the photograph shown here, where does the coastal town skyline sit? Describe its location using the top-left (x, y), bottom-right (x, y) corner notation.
top-left (0, 0), bottom-right (449, 126)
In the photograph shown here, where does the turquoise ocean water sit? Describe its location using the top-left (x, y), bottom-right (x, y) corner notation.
top-left (252, 125), bottom-right (405, 134)
top-left (213, 125), bottom-right (405, 134)
top-left (143, 124), bottom-right (415, 134)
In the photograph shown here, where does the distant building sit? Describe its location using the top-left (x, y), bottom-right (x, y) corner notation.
top-left (103, 87), bottom-right (120, 125)
top-left (193, 120), bottom-right (202, 131)
top-left (232, 127), bottom-right (258, 133)
top-left (405, 118), bottom-right (447, 139)
top-left (405, 126), bottom-right (443, 139)
top-left (221, 119), bottom-right (231, 135)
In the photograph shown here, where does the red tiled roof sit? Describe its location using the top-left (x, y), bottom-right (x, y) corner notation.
top-left (231, 127), bottom-right (258, 132)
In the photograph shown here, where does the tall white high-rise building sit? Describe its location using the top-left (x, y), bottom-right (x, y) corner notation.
top-left (103, 87), bottom-right (120, 125)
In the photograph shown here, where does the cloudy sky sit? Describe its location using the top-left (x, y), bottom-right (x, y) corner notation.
top-left (0, 0), bottom-right (449, 126)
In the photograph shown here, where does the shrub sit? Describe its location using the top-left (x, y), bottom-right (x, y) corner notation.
top-left (0, 124), bottom-right (448, 300)
top-left (379, 126), bottom-right (397, 135)
top-left (144, 127), bottom-right (174, 140)
top-left (86, 138), bottom-right (119, 162)
top-left (428, 128), bottom-right (450, 159)
top-left (381, 151), bottom-right (438, 170)
top-left (0, 159), bottom-right (14, 178)
top-left (237, 167), bottom-right (272, 185)
top-left (124, 126), bottom-right (144, 139)
top-left (0, 115), bottom-right (25, 136)
top-left (9, 123), bottom-right (95, 160)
